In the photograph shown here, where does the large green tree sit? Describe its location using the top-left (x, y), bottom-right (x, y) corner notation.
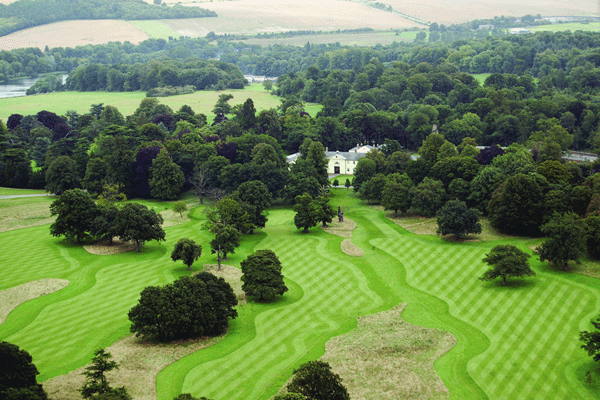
top-left (0, 341), bottom-right (48, 400)
top-left (436, 200), bottom-right (481, 239)
top-left (381, 173), bottom-right (413, 217)
top-left (128, 272), bottom-right (237, 341)
top-left (410, 177), bottom-right (446, 217)
top-left (580, 315), bottom-right (600, 362)
top-left (293, 193), bottom-right (320, 233)
top-left (233, 180), bottom-right (272, 231)
top-left (536, 213), bottom-right (587, 271)
top-left (171, 238), bottom-right (202, 271)
top-left (111, 203), bottom-right (165, 251)
top-left (50, 189), bottom-right (99, 243)
top-left (241, 249), bottom-right (288, 301)
top-left (480, 245), bottom-right (535, 285)
top-left (286, 360), bottom-right (350, 400)
top-left (209, 224), bottom-right (241, 268)
top-left (149, 148), bottom-right (184, 200)
top-left (45, 156), bottom-right (82, 195)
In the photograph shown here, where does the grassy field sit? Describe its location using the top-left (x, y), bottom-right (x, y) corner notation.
top-left (472, 73), bottom-right (491, 85)
top-left (0, 84), bottom-right (322, 122)
top-left (1, 189), bottom-right (600, 399)
top-left (130, 20), bottom-right (182, 40)
top-left (239, 31), bottom-right (412, 47)
top-left (528, 22), bottom-right (600, 32)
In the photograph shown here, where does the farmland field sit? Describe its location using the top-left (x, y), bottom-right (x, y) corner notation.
top-left (238, 31), bottom-right (413, 47)
top-left (0, 20), bottom-right (150, 51)
top-left (0, 84), bottom-right (322, 123)
top-left (529, 22), bottom-right (600, 32)
top-left (130, 20), bottom-right (182, 40)
top-left (1, 188), bottom-right (600, 399)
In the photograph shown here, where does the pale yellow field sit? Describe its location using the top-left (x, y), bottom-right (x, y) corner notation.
top-left (163, 0), bottom-right (421, 37)
top-left (382, 0), bottom-right (599, 24)
top-left (0, 20), bottom-right (150, 51)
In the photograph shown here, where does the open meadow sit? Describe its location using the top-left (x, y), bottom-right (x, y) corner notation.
top-left (0, 84), bottom-right (321, 123)
top-left (1, 188), bottom-right (600, 399)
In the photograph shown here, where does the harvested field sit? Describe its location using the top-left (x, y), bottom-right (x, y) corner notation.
top-left (382, 0), bottom-right (598, 25)
top-left (321, 304), bottom-right (455, 400)
top-left (162, 0), bottom-right (421, 37)
top-left (0, 279), bottom-right (69, 325)
top-left (0, 20), bottom-right (149, 51)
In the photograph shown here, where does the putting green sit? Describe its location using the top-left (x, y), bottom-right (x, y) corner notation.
top-left (1, 190), bottom-right (600, 399)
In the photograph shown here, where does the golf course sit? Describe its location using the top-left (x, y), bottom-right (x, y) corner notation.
top-left (1, 188), bottom-right (600, 399)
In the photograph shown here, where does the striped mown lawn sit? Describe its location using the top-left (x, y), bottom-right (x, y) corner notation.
top-left (1, 190), bottom-right (600, 399)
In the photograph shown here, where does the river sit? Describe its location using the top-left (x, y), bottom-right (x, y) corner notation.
top-left (0, 74), bottom-right (68, 99)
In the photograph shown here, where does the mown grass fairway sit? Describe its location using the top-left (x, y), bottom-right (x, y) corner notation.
top-left (0, 84), bottom-right (321, 122)
top-left (1, 189), bottom-right (600, 399)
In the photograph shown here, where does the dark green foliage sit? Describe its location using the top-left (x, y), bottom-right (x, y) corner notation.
top-left (344, 179), bottom-right (351, 189)
top-left (80, 348), bottom-right (129, 400)
top-left (172, 395), bottom-right (212, 400)
top-left (83, 158), bottom-right (108, 196)
top-left (206, 198), bottom-right (254, 234)
top-left (171, 238), bottom-right (202, 270)
top-left (172, 201), bottom-right (188, 218)
top-left (586, 216), bottom-right (600, 258)
top-left (480, 245), bottom-right (535, 285)
top-left (436, 200), bottom-right (481, 239)
top-left (381, 173), bottom-right (413, 217)
top-left (273, 395), bottom-right (306, 400)
top-left (111, 203), bottom-right (165, 251)
top-left (0, 341), bottom-right (48, 400)
top-left (488, 173), bottom-right (548, 236)
top-left (241, 249), bottom-right (288, 301)
top-left (580, 316), bottom-right (600, 362)
top-left (1, 148), bottom-right (32, 188)
top-left (293, 193), bottom-right (320, 233)
top-left (410, 177), bottom-right (446, 217)
top-left (128, 272), bottom-right (237, 341)
top-left (314, 194), bottom-right (337, 227)
top-left (45, 155), bottom-right (81, 194)
top-left (286, 360), bottom-right (350, 400)
top-left (149, 148), bottom-right (184, 200)
top-left (210, 224), bottom-right (241, 265)
top-left (352, 158), bottom-right (376, 193)
top-left (359, 173), bottom-right (386, 204)
top-left (536, 213), bottom-right (587, 271)
top-left (572, 185), bottom-right (592, 217)
top-left (50, 189), bottom-right (99, 243)
top-left (233, 180), bottom-right (272, 230)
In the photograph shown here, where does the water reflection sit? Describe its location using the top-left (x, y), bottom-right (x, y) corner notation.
top-left (0, 74), bottom-right (68, 99)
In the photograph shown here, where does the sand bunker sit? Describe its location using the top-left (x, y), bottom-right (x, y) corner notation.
top-left (0, 279), bottom-right (69, 324)
top-left (84, 240), bottom-right (136, 255)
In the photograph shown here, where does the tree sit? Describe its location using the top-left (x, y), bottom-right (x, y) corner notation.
top-left (172, 201), bottom-right (188, 218)
top-left (128, 272), bottom-right (237, 341)
top-left (286, 360), bottom-right (349, 400)
top-left (233, 180), bottom-right (272, 231)
top-left (381, 173), bottom-right (413, 217)
top-left (112, 203), bottom-right (165, 251)
top-left (344, 178), bottom-right (351, 189)
top-left (149, 148), bottom-right (184, 200)
top-left (213, 94), bottom-right (233, 122)
top-left (436, 200), bottom-right (481, 239)
top-left (293, 193), bottom-right (320, 233)
top-left (80, 348), bottom-right (129, 399)
top-left (241, 249), bottom-right (288, 301)
top-left (45, 155), bottom-right (80, 194)
top-left (171, 238), bottom-right (202, 271)
top-left (273, 395), bottom-right (305, 400)
top-left (580, 316), bottom-right (600, 362)
top-left (359, 173), bottom-right (387, 204)
top-left (314, 194), bottom-right (336, 227)
top-left (210, 224), bottom-right (241, 269)
top-left (172, 395), bottom-right (213, 400)
top-left (206, 198), bottom-right (254, 234)
top-left (410, 177), bottom-right (446, 217)
top-left (50, 189), bottom-right (99, 243)
top-left (536, 213), bottom-right (587, 271)
top-left (480, 245), bottom-right (535, 285)
top-left (0, 341), bottom-right (48, 400)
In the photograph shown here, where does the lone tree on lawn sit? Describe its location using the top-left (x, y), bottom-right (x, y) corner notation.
top-left (286, 360), bottom-right (350, 400)
top-left (111, 203), bottom-right (165, 251)
top-left (293, 193), bottom-right (320, 233)
top-left (314, 194), bottom-right (336, 227)
top-left (436, 200), bottom-right (481, 239)
top-left (580, 315), bottom-right (600, 362)
top-left (480, 245), bottom-right (535, 285)
top-left (50, 188), bottom-right (99, 243)
top-left (172, 201), bottom-right (188, 218)
top-left (536, 212), bottom-right (587, 271)
top-left (0, 341), bottom-right (48, 400)
top-left (171, 238), bottom-right (202, 270)
top-left (128, 272), bottom-right (237, 341)
top-left (210, 224), bottom-right (241, 269)
top-left (241, 249), bottom-right (288, 301)
top-left (80, 348), bottom-right (130, 399)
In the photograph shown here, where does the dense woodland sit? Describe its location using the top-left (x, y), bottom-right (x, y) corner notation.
top-left (0, 0), bottom-right (216, 37)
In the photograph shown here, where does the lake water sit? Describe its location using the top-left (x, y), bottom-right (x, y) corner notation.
top-left (0, 74), bottom-right (68, 99)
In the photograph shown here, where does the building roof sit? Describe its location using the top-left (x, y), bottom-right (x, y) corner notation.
top-left (326, 151), bottom-right (365, 161)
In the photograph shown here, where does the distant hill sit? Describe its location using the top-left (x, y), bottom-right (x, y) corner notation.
top-left (0, 0), bottom-right (217, 37)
